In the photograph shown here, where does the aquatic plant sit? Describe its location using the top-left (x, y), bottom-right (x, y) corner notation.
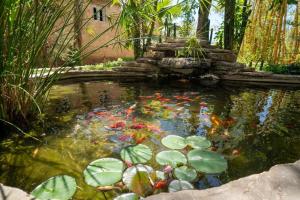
top-left (31, 134), bottom-right (227, 199)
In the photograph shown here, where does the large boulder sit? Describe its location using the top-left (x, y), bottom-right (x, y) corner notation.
top-left (146, 160), bottom-right (300, 200)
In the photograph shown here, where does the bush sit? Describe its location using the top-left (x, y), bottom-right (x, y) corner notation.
top-left (263, 63), bottom-right (300, 75)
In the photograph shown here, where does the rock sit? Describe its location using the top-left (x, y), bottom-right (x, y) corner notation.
top-left (144, 51), bottom-right (165, 59)
top-left (208, 52), bottom-right (237, 62)
top-left (0, 184), bottom-right (33, 200)
top-left (146, 160), bottom-right (300, 200)
top-left (159, 58), bottom-right (211, 69)
top-left (113, 66), bottom-right (157, 73)
top-left (136, 58), bottom-right (158, 65)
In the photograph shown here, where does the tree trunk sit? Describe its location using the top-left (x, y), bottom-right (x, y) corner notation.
top-left (237, 0), bottom-right (251, 52)
top-left (146, 0), bottom-right (158, 48)
top-left (224, 0), bottom-right (235, 50)
top-left (196, 0), bottom-right (212, 40)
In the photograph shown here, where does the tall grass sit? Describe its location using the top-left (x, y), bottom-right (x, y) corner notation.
top-left (0, 0), bottom-right (122, 132)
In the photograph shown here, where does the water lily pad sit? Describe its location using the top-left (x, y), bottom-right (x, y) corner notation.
top-left (122, 164), bottom-right (154, 196)
top-left (31, 175), bottom-right (76, 200)
top-left (161, 135), bottom-right (186, 149)
top-left (84, 158), bottom-right (124, 187)
top-left (187, 149), bottom-right (227, 174)
top-left (121, 144), bottom-right (152, 164)
top-left (186, 135), bottom-right (211, 149)
top-left (156, 171), bottom-right (166, 180)
top-left (168, 180), bottom-right (194, 192)
top-left (156, 150), bottom-right (187, 167)
top-left (174, 166), bottom-right (197, 182)
top-left (114, 193), bottom-right (139, 200)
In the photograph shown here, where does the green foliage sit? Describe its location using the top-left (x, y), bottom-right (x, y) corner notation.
top-left (0, 0), bottom-right (118, 131)
top-left (168, 180), bottom-right (194, 192)
top-left (83, 158), bottom-right (124, 187)
top-left (31, 175), bottom-right (77, 200)
top-left (161, 135), bottom-right (186, 149)
top-left (262, 63), bottom-right (300, 75)
top-left (156, 150), bottom-right (187, 167)
top-left (121, 144), bottom-right (153, 164)
top-left (186, 135), bottom-right (211, 149)
top-left (174, 166), bottom-right (197, 182)
top-left (187, 149), bottom-right (228, 174)
top-left (77, 58), bottom-right (133, 71)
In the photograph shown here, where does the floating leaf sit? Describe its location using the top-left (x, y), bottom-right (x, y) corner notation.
top-left (174, 166), bottom-right (197, 182)
top-left (84, 158), bottom-right (124, 187)
top-left (156, 171), bottom-right (166, 180)
top-left (185, 135), bottom-right (211, 149)
top-left (114, 193), bottom-right (139, 200)
top-left (168, 180), bottom-right (194, 192)
top-left (31, 175), bottom-right (77, 200)
top-left (187, 150), bottom-right (227, 174)
top-left (121, 144), bottom-right (152, 164)
top-left (156, 150), bottom-right (187, 167)
top-left (122, 165), bottom-right (154, 196)
top-left (161, 135), bottom-right (186, 149)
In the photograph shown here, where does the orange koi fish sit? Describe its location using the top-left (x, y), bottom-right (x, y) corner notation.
top-left (110, 121), bottom-right (126, 129)
top-left (154, 180), bottom-right (168, 189)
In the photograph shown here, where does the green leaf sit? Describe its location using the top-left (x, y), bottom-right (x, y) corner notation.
top-left (83, 158), bottom-right (124, 187)
top-left (186, 135), bottom-right (211, 149)
top-left (121, 144), bottom-right (153, 164)
top-left (114, 193), bottom-right (139, 200)
top-left (31, 175), bottom-right (77, 200)
top-left (156, 150), bottom-right (187, 167)
top-left (187, 150), bottom-right (227, 174)
top-left (161, 135), bottom-right (186, 150)
top-left (156, 170), bottom-right (166, 180)
top-left (122, 164), bottom-right (154, 196)
top-left (168, 180), bottom-right (194, 192)
top-left (174, 166), bottom-right (197, 182)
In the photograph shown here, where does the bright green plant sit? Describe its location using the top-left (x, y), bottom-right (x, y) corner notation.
top-left (31, 134), bottom-right (227, 199)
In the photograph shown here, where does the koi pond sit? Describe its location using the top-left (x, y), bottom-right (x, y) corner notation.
top-left (0, 80), bottom-right (299, 200)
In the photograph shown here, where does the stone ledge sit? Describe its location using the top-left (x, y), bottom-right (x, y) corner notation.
top-left (0, 184), bottom-right (34, 200)
top-left (146, 160), bottom-right (300, 200)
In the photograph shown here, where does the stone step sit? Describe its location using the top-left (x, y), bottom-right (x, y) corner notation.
top-left (208, 52), bottom-right (237, 63)
top-left (143, 51), bottom-right (165, 59)
top-left (136, 57), bottom-right (158, 65)
top-left (158, 58), bottom-right (211, 69)
top-left (113, 66), bottom-right (157, 73)
top-left (122, 61), bottom-right (157, 68)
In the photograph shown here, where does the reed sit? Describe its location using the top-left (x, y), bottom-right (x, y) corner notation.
top-left (0, 0), bottom-right (121, 132)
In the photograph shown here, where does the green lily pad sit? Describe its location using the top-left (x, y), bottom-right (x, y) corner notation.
top-left (161, 135), bottom-right (186, 149)
top-left (174, 166), bottom-right (197, 182)
top-left (122, 164), bottom-right (154, 196)
top-left (156, 150), bottom-right (187, 167)
top-left (168, 180), bottom-right (194, 192)
top-left (187, 149), bottom-right (227, 174)
top-left (156, 170), bottom-right (166, 180)
top-left (84, 158), bottom-right (124, 187)
top-left (186, 135), bottom-right (211, 149)
top-left (31, 175), bottom-right (76, 200)
top-left (114, 193), bottom-right (139, 200)
top-left (121, 144), bottom-right (152, 164)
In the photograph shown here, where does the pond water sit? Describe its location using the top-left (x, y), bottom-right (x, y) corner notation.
top-left (0, 80), bottom-right (299, 199)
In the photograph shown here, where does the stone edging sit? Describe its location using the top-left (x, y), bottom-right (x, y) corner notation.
top-left (145, 160), bottom-right (300, 200)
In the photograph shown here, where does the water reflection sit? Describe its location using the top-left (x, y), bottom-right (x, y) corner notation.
top-left (0, 80), bottom-right (299, 199)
